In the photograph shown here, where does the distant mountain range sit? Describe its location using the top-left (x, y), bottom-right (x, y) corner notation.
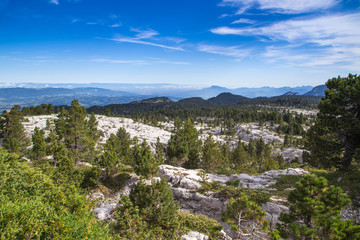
top-left (88, 92), bottom-right (322, 115)
top-left (0, 84), bottom-right (326, 111)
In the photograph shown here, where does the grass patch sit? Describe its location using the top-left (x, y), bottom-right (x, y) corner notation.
top-left (268, 174), bottom-right (302, 199)
top-left (178, 211), bottom-right (223, 240)
top-left (198, 181), bottom-right (270, 205)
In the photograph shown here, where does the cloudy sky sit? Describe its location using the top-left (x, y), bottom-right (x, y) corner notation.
top-left (0, 0), bottom-right (359, 87)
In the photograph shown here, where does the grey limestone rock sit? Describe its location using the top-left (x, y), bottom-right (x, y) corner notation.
top-left (262, 202), bottom-right (289, 229)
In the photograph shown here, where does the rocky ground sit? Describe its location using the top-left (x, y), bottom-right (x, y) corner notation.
top-left (23, 114), bottom-right (304, 161)
top-left (89, 165), bottom-right (309, 239)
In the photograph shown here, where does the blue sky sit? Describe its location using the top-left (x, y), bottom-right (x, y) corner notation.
top-left (0, 0), bottom-right (359, 87)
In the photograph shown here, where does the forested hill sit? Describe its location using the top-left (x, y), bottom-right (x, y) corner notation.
top-left (87, 92), bottom-right (321, 115)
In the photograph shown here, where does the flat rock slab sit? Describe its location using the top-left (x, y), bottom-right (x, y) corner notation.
top-left (159, 165), bottom-right (308, 190)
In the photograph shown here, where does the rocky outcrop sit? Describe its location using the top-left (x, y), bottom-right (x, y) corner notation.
top-left (262, 202), bottom-right (289, 229)
top-left (159, 165), bottom-right (307, 237)
top-left (90, 165), bottom-right (308, 238)
top-left (159, 164), bottom-right (308, 190)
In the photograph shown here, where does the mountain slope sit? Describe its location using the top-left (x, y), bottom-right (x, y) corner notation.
top-left (208, 92), bottom-right (249, 105)
top-left (303, 85), bottom-right (327, 96)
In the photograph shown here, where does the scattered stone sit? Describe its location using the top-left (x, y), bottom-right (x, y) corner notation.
top-left (341, 205), bottom-right (360, 224)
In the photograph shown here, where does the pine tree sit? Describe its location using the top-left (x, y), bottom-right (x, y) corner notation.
top-left (52, 142), bottom-right (78, 184)
top-left (167, 118), bottom-right (202, 168)
top-left (202, 134), bottom-right (222, 171)
top-left (99, 141), bottom-right (119, 180)
top-left (0, 106), bottom-right (30, 155)
top-left (55, 99), bottom-right (98, 164)
top-left (305, 74), bottom-right (360, 170)
top-left (134, 140), bottom-right (158, 179)
top-left (31, 126), bottom-right (46, 160)
top-left (87, 112), bottom-right (102, 143)
top-left (220, 143), bottom-right (231, 169)
top-left (46, 129), bottom-right (58, 157)
top-left (223, 193), bottom-right (267, 239)
top-left (116, 127), bottom-right (132, 163)
top-left (155, 137), bottom-right (165, 165)
top-left (231, 140), bottom-right (248, 172)
top-left (129, 178), bottom-right (180, 237)
top-left (277, 174), bottom-right (360, 239)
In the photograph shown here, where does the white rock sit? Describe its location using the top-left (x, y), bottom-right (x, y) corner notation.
top-left (93, 203), bottom-right (117, 221)
top-left (182, 231), bottom-right (209, 240)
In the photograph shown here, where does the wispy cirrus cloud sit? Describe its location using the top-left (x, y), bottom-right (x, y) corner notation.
top-left (108, 28), bottom-right (185, 51)
top-left (130, 28), bottom-right (159, 39)
top-left (109, 37), bottom-right (185, 51)
top-left (211, 13), bottom-right (360, 69)
top-left (92, 58), bottom-right (189, 65)
top-left (198, 44), bottom-right (250, 59)
top-left (110, 23), bottom-right (122, 28)
top-left (220, 0), bottom-right (339, 14)
top-left (231, 18), bottom-right (256, 24)
top-left (49, 0), bottom-right (59, 5)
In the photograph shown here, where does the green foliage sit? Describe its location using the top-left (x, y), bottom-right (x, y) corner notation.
top-left (202, 134), bottom-right (225, 170)
top-left (231, 139), bottom-right (249, 172)
top-left (134, 140), bottom-right (159, 179)
top-left (167, 118), bottom-right (202, 168)
top-left (31, 126), bottom-right (46, 160)
top-left (305, 74), bottom-right (360, 170)
top-left (310, 168), bottom-right (360, 207)
top-left (0, 147), bottom-right (111, 239)
top-left (22, 103), bottom-right (54, 116)
top-left (55, 99), bottom-right (98, 164)
top-left (87, 112), bottom-right (102, 143)
top-left (222, 193), bottom-right (267, 238)
top-left (104, 127), bottom-right (133, 166)
top-left (45, 129), bottom-right (58, 156)
top-left (277, 174), bottom-right (360, 239)
top-left (177, 211), bottom-right (223, 240)
top-left (99, 142), bottom-right (120, 180)
top-left (155, 137), bottom-right (165, 165)
top-left (198, 180), bottom-right (270, 205)
top-left (113, 178), bottom-right (180, 239)
top-left (0, 106), bottom-right (30, 155)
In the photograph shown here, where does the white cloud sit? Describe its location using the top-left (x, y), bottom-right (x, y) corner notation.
top-left (232, 18), bottom-right (256, 24)
top-left (130, 28), bottom-right (159, 39)
top-left (211, 13), bottom-right (360, 69)
top-left (211, 13), bottom-right (360, 44)
top-left (49, 0), bottom-right (59, 5)
top-left (110, 23), bottom-right (122, 28)
top-left (106, 28), bottom-right (185, 51)
top-left (109, 37), bottom-right (184, 51)
top-left (198, 44), bottom-right (250, 59)
top-left (220, 0), bottom-right (338, 14)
